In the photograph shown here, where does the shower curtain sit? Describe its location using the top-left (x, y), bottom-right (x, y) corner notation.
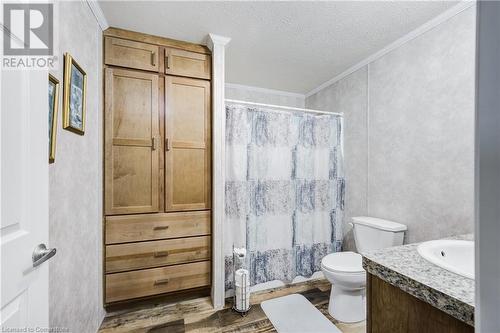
top-left (224, 103), bottom-right (344, 290)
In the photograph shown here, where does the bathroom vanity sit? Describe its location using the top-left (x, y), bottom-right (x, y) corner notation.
top-left (362, 235), bottom-right (474, 333)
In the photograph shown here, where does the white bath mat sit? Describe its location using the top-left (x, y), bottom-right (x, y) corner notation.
top-left (261, 294), bottom-right (341, 333)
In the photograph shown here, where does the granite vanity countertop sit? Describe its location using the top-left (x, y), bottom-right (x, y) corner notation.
top-left (362, 234), bottom-right (474, 326)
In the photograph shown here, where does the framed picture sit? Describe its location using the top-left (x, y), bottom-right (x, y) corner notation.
top-left (48, 74), bottom-right (60, 163)
top-left (62, 53), bottom-right (87, 135)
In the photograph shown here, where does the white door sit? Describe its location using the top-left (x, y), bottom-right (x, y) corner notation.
top-left (1, 67), bottom-right (52, 329)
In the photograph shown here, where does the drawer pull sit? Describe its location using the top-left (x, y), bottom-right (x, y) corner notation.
top-left (154, 278), bottom-right (170, 286)
top-left (154, 251), bottom-right (169, 258)
top-left (151, 51), bottom-right (156, 66)
top-left (153, 226), bottom-right (169, 231)
top-left (165, 55), bottom-right (171, 69)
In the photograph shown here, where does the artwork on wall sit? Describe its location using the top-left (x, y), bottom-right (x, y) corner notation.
top-left (62, 52), bottom-right (87, 135)
top-left (48, 74), bottom-right (60, 163)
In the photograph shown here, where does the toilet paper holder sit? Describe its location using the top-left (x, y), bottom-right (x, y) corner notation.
top-left (232, 245), bottom-right (251, 315)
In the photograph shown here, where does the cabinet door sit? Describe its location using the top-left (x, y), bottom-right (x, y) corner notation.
top-left (165, 48), bottom-right (211, 79)
top-left (105, 68), bottom-right (160, 215)
top-left (165, 76), bottom-right (211, 211)
top-left (105, 37), bottom-right (160, 72)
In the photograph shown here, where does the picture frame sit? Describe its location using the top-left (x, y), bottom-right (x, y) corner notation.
top-left (48, 74), bottom-right (60, 163)
top-left (62, 53), bottom-right (87, 135)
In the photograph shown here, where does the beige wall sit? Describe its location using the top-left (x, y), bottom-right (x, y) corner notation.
top-left (49, 1), bottom-right (105, 332)
top-left (307, 6), bottom-right (476, 247)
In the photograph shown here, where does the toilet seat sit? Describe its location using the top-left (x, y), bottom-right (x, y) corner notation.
top-left (321, 251), bottom-right (364, 274)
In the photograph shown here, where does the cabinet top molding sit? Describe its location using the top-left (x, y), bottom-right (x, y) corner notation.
top-left (104, 27), bottom-right (211, 55)
top-left (207, 34), bottom-right (231, 50)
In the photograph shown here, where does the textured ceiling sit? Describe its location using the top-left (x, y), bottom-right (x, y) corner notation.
top-left (98, 1), bottom-right (458, 94)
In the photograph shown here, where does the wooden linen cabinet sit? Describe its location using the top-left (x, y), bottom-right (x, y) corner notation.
top-left (103, 27), bottom-right (212, 305)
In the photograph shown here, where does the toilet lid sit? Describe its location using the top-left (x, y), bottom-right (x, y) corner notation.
top-left (321, 252), bottom-right (363, 273)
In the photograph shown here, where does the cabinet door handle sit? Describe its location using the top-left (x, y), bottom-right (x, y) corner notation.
top-left (152, 137), bottom-right (158, 150)
top-left (154, 251), bottom-right (169, 258)
top-left (165, 138), bottom-right (172, 151)
top-left (151, 51), bottom-right (156, 66)
top-left (154, 278), bottom-right (169, 286)
top-left (153, 225), bottom-right (169, 231)
top-left (165, 55), bottom-right (171, 69)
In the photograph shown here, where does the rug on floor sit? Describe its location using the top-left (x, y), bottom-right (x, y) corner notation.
top-left (261, 294), bottom-right (341, 333)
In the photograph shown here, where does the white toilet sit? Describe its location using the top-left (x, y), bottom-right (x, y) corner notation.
top-left (321, 216), bottom-right (407, 323)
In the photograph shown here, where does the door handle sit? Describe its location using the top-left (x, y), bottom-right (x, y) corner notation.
top-left (165, 138), bottom-right (172, 151)
top-left (32, 244), bottom-right (56, 267)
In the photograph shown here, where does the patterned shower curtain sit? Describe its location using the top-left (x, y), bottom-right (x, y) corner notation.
top-left (224, 103), bottom-right (344, 290)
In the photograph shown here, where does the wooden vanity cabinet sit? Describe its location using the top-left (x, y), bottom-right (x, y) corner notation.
top-left (367, 274), bottom-right (473, 333)
top-left (103, 28), bottom-right (212, 305)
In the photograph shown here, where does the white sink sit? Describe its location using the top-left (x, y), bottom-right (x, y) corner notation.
top-left (417, 240), bottom-right (474, 279)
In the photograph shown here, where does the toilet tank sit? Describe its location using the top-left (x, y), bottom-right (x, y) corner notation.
top-left (351, 216), bottom-right (407, 253)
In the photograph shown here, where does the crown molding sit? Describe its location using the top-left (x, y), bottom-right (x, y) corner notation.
top-left (85, 0), bottom-right (109, 31)
top-left (207, 33), bottom-right (231, 51)
top-left (226, 83), bottom-right (305, 99)
top-left (306, 0), bottom-right (476, 98)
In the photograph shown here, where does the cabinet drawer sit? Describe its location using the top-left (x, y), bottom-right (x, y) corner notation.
top-left (165, 48), bottom-right (211, 79)
top-left (105, 37), bottom-right (159, 72)
top-left (105, 261), bottom-right (210, 303)
top-left (106, 236), bottom-right (210, 273)
top-left (105, 211), bottom-right (211, 244)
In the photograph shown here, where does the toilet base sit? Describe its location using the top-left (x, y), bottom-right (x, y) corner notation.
top-left (328, 285), bottom-right (366, 323)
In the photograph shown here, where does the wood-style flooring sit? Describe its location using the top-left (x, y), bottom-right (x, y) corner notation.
top-left (99, 279), bottom-right (366, 333)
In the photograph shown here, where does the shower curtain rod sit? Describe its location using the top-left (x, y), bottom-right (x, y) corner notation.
top-left (225, 99), bottom-right (343, 117)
